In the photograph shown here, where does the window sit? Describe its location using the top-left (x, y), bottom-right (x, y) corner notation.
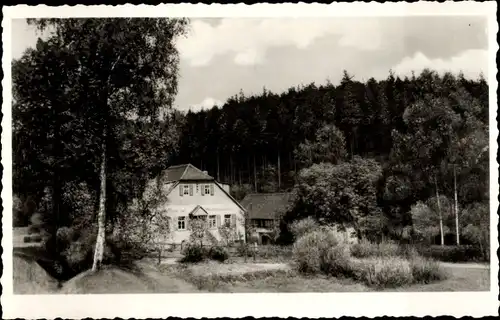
top-left (208, 215), bottom-right (217, 229)
top-left (224, 214), bottom-right (231, 227)
top-left (204, 184), bottom-right (211, 195)
top-left (183, 184), bottom-right (190, 195)
top-left (178, 216), bottom-right (186, 230)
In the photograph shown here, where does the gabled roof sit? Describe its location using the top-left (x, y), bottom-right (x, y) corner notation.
top-left (188, 205), bottom-right (209, 216)
top-left (240, 193), bottom-right (293, 220)
top-left (162, 164), bottom-right (214, 182)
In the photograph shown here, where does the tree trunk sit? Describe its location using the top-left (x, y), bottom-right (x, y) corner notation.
top-left (238, 165), bottom-right (242, 186)
top-left (217, 152), bottom-right (220, 181)
top-left (434, 175), bottom-right (444, 246)
top-left (253, 154), bottom-right (257, 192)
top-left (454, 165), bottom-right (460, 245)
top-left (261, 155), bottom-right (265, 177)
top-left (92, 138), bottom-right (107, 271)
top-left (277, 149), bottom-right (281, 191)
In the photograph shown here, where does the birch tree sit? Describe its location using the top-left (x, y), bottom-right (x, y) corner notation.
top-left (27, 18), bottom-right (189, 271)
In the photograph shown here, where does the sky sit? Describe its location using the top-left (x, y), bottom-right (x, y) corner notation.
top-left (11, 16), bottom-right (489, 112)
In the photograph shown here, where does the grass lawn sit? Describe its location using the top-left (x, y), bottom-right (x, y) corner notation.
top-left (14, 256), bottom-right (490, 294)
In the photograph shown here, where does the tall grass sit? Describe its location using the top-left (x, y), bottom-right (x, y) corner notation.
top-left (292, 228), bottom-right (349, 274)
top-left (292, 232), bottom-right (447, 289)
top-left (409, 256), bottom-right (448, 283)
top-left (353, 257), bottom-right (414, 288)
top-left (350, 239), bottom-right (400, 258)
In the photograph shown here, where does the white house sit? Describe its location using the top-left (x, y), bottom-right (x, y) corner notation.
top-left (146, 164), bottom-right (247, 247)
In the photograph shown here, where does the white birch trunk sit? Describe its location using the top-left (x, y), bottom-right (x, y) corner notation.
top-left (92, 137), bottom-right (107, 271)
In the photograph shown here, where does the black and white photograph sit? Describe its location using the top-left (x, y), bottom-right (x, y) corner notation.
top-left (2, 2), bottom-right (498, 319)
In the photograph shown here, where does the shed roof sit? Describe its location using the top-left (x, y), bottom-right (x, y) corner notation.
top-left (240, 193), bottom-right (293, 220)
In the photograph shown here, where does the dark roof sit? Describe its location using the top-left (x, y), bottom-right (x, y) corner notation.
top-left (162, 164), bottom-right (214, 182)
top-left (240, 193), bottom-right (293, 220)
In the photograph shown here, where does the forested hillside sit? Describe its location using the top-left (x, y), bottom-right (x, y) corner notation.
top-left (172, 69), bottom-right (489, 246)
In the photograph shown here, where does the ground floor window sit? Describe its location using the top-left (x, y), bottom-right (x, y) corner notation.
top-left (208, 215), bottom-right (217, 229)
top-left (224, 214), bottom-right (231, 227)
top-left (178, 216), bottom-right (186, 230)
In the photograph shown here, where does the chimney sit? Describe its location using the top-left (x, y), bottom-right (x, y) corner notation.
top-left (203, 170), bottom-right (208, 175)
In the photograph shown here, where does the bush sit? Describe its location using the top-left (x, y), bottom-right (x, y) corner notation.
top-left (355, 257), bottom-right (414, 288)
top-left (208, 245), bottom-right (229, 262)
top-left (292, 228), bottom-right (346, 274)
top-left (236, 243), bottom-right (253, 257)
top-left (180, 243), bottom-right (207, 263)
top-left (290, 217), bottom-right (320, 239)
top-left (350, 239), bottom-right (400, 258)
top-left (409, 256), bottom-right (447, 284)
top-left (321, 245), bottom-right (352, 277)
top-left (416, 245), bottom-right (485, 262)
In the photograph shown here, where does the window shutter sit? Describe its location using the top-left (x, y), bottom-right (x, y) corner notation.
top-left (179, 184), bottom-right (183, 197)
top-left (201, 184), bottom-right (205, 196)
top-left (189, 184), bottom-right (193, 196)
top-left (185, 216), bottom-right (190, 230)
top-left (210, 184), bottom-right (214, 196)
top-left (216, 215), bottom-right (221, 228)
top-left (173, 216), bottom-right (178, 231)
top-left (231, 214), bottom-right (237, 227)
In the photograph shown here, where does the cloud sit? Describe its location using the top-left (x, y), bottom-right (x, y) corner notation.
top-left (177, 18), bottom-right (383, 67)
top-left (392, 49), bottom-right (488, 79)
top-left (188, 97), bottom-right (223, 112)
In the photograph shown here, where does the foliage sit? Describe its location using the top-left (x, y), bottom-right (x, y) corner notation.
top-left (460, 201), bottom-right (490, 260)
top-left (409, 256), bottom-right (447, 284)
top-left (294, 124), bottom-right (347, 166)
top-left (354, 257), bottom-right (414, 288)
top-left (292, 228), bottom-right (348, 274)
top-left (289, 216), bottom-right (320, 239)
top-left (208, 245), bottom-right (229, 262)
top-left (13, 17), bottom-right (188, 271)
top-left (230, 183), bottom-right (253, 201)
top-left (350, 239), bottom-right (400, 258)
top-left (287, 157), bottom-right (383, 236)
top-left (416, 245), bottom-right (486, 263)
top-left (180, 243), bottom-right (208, 263)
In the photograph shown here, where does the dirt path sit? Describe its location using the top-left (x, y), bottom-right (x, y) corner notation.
top-left (440, 262), bottom-right (490, 269)
top-left (134, 261), bottom-right (202, 292)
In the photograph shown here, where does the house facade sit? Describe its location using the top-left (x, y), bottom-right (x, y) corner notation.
top-left (240, 193), bottom-right (293, 245)
top-left (147, 164), bottom-right (246, 246)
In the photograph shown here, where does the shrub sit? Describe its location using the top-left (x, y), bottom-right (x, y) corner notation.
top-left (409, 256), bottom-right (448, 283)
top-left (356, 257), bottom-right (414, 288)
top-left (290, 217), bottom-right (320, 239)
top-left (208, 245), bottom-right (229, 262)
top-left (417, 245), bottom-right (485, 262)
top-left (180, 243), bottom-right (207, 263)
top-left (321, 245), bottom-right (352, 277)
top-left (350, 239), bottom-right (400, 258)
top-left (236, 243), bottom-right (253, 257)
top-left (292, 228), bottom-right (346, 274)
